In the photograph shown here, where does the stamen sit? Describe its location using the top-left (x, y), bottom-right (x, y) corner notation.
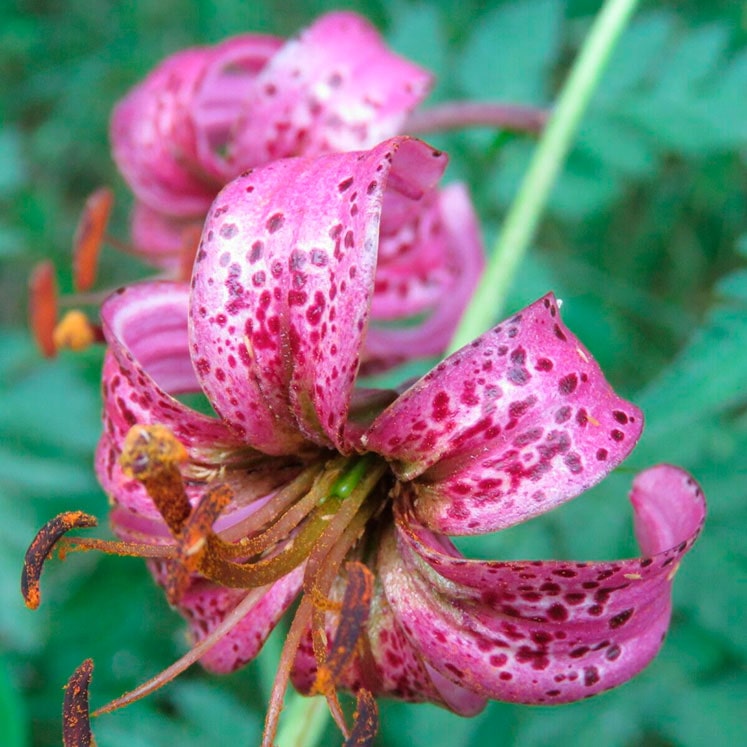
top-left (72, 187), bottom-right (113, 292)
top-left (213, 460), bottom-right (341, 557)
top-left (63, 659), bottom-right (95, 747)
top-left (59, 536), bottom-right (177, 560)
top-left (262, 463), bottom-right (386, 746)
top-left (405, 101), bottom-right (548, 136)
top-left (22, 511), bottom-right (98, 609)
top-left (29, 260), bottom-right (59, 358)
top-left (344, 690), bottom-right (379, 747)
top-left (166, 483), bottom-right (233, 604)
top-left (262, 594), bottom-right (315, 747)
top-left (312, 562), bottom-right (374, 695)
top-left (312, 562), bottom-right (375, 739)
top-left (120, 425), bottom-right (191, 536)
top-left (93, 585), bottom-right (270, 717)
top-left (53, 310), bottom-right (99, 352)
top-left (217, 459), bottom-right (336, 544)
top-left (200, 504), bottom-right (339, 588)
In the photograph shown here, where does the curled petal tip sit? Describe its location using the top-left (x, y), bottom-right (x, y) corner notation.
top-left (22, 511), bottom-right (98, 609)
top-left (630, 464), bottom-right (706, 557)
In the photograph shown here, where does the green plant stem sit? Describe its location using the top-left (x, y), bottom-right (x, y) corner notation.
top-left (275, 692), bottom-right (330, 747)
top-left (448, 0), bottom-right (640, 353)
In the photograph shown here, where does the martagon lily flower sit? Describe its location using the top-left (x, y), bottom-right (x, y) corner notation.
top-left (24, 137), bottom-right (705, 745)
top-left (111, 11), bottom-right (431, 269)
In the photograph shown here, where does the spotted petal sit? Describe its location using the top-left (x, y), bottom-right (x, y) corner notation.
top-left (189, 136), bottom-right (448, 454)
top-left (230, 12), bottom-right (431, 166)
top-left (380, 466), bottom-right (705, 704)
top-left (364, 294), bottom-right (643, 533)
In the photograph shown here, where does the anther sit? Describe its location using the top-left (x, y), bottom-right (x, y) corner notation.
top-left (22, 511), bottom-right (98, 609)
top-left (29, 260), bottom-right (59, 358)
top-left (63, 659), bottom-right (95, 747)
top-left (73, 187), bottom-right (113, 292)
top-left (313, 562), bottom-right (374, 695)
top-left (345, 689), bottom-right (379, 747)
top-left (120, 425), bottom-right (192, 535)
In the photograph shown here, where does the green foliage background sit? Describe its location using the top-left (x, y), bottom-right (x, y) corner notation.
top-left (1, 0), bottom-right (745, 745)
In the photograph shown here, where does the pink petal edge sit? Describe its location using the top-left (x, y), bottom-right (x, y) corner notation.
top-left (364, 294), bottom-right (644, 533)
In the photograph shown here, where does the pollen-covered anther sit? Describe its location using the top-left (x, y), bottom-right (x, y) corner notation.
top-left (53, 310), bottom-right (99, 352)
top-left (63, 659), bottom-right (95, 747)
top-left (312, 561), bottom-right (374, 697)
top-left (345, 689), bottom-right (379, 747)
top-left (22, 511), bottom-right (98, 610)
top-left (120, 424), bottom-right (192, 535)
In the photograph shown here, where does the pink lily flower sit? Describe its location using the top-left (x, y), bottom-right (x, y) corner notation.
top-left (71, 137), bottom-right (705, 742)
top-left (111, 11), bottom-right (431, 264)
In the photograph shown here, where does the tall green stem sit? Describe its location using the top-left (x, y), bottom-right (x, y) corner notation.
top-left (276, 692), bottom-right (330, 747)
top-left (448, 0), bottom-right (640, 352)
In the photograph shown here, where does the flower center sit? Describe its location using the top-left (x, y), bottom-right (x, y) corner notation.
top-left (23, 424), bottom-right (390, 745)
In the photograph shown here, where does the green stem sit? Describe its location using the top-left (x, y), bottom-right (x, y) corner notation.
top-left (276, 692), bottom-right (330, 747)
top-left (448, 0), bottom-right (640, 352)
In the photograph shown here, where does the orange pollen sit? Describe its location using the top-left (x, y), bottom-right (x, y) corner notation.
top-left (53, 310), bottom-right (97, 352)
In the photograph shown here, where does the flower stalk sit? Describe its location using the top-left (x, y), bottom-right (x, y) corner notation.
top-left (449, 0), bottom-right (641, 351)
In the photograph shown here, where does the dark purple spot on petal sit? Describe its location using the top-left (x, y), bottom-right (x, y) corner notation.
top-left (609, 608), bottom-right (634, 629)
top-left (266, 213), bottom-right (285, 233)
top-left (558, 374), bottom-right (578, 395)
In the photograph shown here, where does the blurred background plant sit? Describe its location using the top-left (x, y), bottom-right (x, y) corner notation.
top-left (1, 1), bottom-right (745, 745)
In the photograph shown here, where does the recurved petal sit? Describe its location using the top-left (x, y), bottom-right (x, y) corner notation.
top-left (364, 294), bottom-right (643, 533)
top-left (167, 563), bottom-right (304, 674)
top-left (230, 12), bottom-right (431, 166)
top-left (363, 182), bottom-right (485, 372)
top-left (190, 33), bottom-right (282, 177)
top-left (381, 468), bottom-right (705, 704)
top-left (111, 48), bottom-right (218, 216)
top-left (100, 281), bottom-right (239, 446)
top-left (290, 574), bottom-right (486, 715)
top-left (189, 137), bottom-right (448, 453)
